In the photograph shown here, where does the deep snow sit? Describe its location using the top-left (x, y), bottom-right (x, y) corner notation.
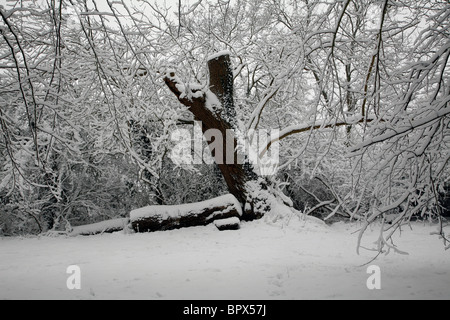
top-left (0, 218), bottom-right (449, 300)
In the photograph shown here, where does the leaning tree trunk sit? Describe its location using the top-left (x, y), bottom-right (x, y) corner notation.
top-left (163, 52), bottom-right (270, 222)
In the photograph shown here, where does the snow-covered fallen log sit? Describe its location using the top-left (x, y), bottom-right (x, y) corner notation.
top-left (69, 218), bottom-right (130, 236)
top-left (130, 194), bottom-right (242, 233)
top-left (214, 217), bottom-right (241, 231)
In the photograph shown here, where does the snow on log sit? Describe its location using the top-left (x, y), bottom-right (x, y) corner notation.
top-left (214, 217), bottom-right (241, 231)
top-left (207, 50), bottom-right (232, 62)
top-left (69, 218), bottom-right (130, 236)
top-left (130, 194), bottom-right (242, 233)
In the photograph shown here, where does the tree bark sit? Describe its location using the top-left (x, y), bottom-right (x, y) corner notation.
top-left (208, 53), bottom-right (237, 128)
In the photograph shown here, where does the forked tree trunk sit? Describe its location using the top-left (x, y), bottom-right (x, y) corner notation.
top-left (164, 52), bottom-right (270, 221)
top-left (132, 52), bottom-right (271, 233)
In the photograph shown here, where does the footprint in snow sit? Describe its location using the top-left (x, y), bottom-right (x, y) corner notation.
top-left (269, 289), bottom-right (286, 297)
top-left (268, 273), bottom-right (284, 288)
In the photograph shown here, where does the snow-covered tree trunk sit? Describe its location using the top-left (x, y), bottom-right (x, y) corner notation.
top-left (163, 52), bottom-right (271, 223)
top-left (130, 195), bottom-right (243, 232)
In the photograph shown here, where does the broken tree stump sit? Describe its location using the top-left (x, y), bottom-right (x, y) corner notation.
top-left (164, 51), bottom-right (264, 222)
top-left (130, 194), bottom-right (242, 233)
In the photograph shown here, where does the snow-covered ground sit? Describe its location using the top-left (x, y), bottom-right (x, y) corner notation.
top-left (0, 217), bottom-right (449, 300)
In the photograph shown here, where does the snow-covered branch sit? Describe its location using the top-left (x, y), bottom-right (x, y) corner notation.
top-left (261, 116), bottom-right (376, 157)
top-left (350, 103), bottom-right (450, 153)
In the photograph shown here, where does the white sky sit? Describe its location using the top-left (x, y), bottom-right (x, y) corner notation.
top-left (0, 0), bottom-right (199, 29)
top-left (0, 0), bottom-right (191, 12)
